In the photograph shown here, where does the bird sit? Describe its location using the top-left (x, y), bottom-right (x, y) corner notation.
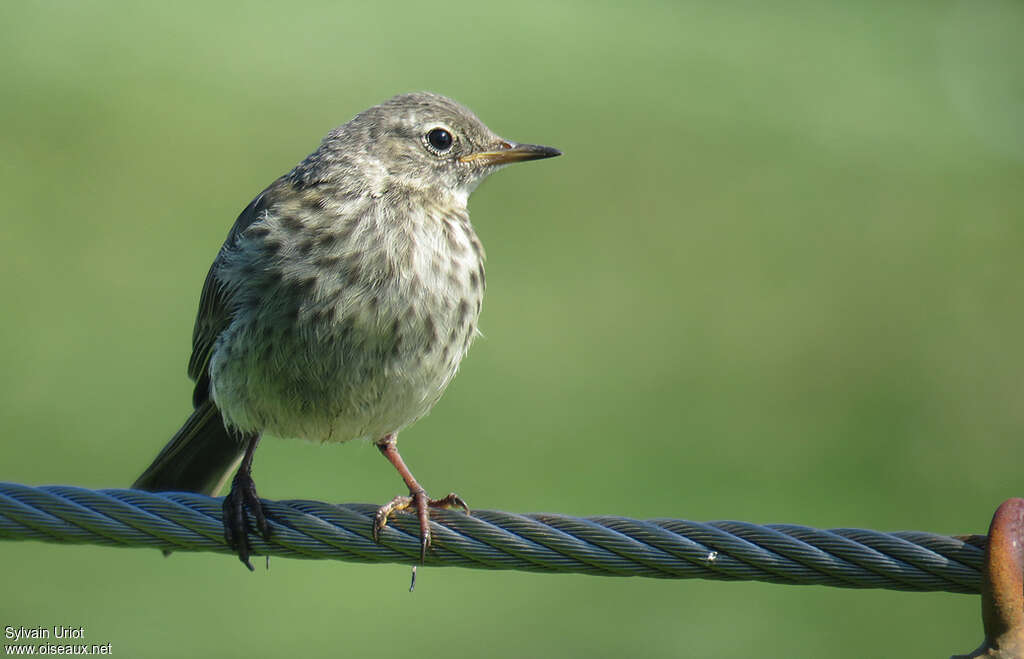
top-left (132, 92), bottom-right (561, 570)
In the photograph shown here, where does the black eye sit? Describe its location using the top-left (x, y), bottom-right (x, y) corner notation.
top-left (426, 128), bottom-right (453, 152)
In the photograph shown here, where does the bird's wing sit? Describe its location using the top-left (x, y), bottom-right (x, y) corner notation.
top-left (187, 191), bottom-right (270, 405)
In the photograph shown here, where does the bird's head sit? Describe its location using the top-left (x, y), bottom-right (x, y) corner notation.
top-left (326, 92), bottom-right (560, 200)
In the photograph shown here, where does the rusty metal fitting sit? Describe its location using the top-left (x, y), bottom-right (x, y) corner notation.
top-left (953, 498), bottom-right (1024, 659)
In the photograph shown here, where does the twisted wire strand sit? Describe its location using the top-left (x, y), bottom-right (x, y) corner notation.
top-left (0, 482), bottom-right (984, 593)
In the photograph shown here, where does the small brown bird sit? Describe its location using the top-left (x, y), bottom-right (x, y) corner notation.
top-left (132, 92), bottom-right (560, 570)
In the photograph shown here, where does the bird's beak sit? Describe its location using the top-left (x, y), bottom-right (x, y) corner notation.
top-left (460, 141), bottom-right (562, 166)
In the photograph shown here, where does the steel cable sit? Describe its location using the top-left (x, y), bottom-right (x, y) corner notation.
top-left (0, 483), bottom-right (984, 593)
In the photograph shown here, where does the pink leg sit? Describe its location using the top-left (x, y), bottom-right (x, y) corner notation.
top-left (372, 433), bottom-right (469, 563)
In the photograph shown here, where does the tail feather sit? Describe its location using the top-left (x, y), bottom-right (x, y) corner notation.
top-left (132, 400), bottom-right (247, 496)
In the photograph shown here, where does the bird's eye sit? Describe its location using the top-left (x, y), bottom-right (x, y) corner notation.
top-left (426, 128), bottom-right (453, 153)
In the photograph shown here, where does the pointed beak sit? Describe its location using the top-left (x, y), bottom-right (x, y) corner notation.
top-left (460, 141), bottom-right (562, 166)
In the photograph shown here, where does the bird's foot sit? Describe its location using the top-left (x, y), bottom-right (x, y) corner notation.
top-left (373, 490), bottom-right (469, 563)
top-left (222, 470), bottom-right (272, 571)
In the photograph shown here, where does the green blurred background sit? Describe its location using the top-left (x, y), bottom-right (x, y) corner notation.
top-left (2, 1), bottom-right (1022, 656)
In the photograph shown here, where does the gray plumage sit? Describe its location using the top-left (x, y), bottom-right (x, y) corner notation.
top-left (133, 92), bottom-right (559, 567)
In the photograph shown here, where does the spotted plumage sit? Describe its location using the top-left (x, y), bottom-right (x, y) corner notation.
top-left (133, 92), bottom-right (560, 570)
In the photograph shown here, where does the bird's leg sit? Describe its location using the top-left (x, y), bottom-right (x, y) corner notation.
top-left (372, 433), bottom-right (469, 563)
top-left (221, 434), bottom-right (271, 571)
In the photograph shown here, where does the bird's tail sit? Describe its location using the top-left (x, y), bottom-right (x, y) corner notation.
top-left (132, 399), bottom-right (246, 496)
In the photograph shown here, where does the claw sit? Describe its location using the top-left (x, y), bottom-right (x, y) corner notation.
top-left (221, 435), bottom-right (271, 571)
top-left (431, 493), bottom-right (469, 516)
top-left (373, 434), bottom-right (469, 566)
top-left (372, 489), bottom-right (470, 563)
top-left (373, 494), bottom-right (414, 543)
